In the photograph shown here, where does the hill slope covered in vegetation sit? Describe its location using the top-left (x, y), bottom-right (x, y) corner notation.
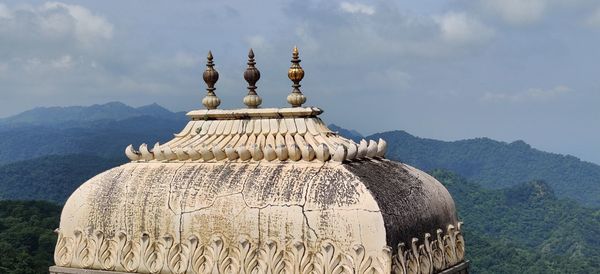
top-left (1, 103), bottom-right (599, 273)
top-left (0, 201), bottom-right (61, 274)
top-left (0, 117), bottom-right (186, 165)
top-left (433, 170), bottom-right (600, 273)
top-left (3, 102), bottom-right (598, 205)
top-left (0, 155), bottom-right (124, 203)
top-left (370, 130), bottom-right (600, 207)
top-left (2, 172), bottom-right (598, 273)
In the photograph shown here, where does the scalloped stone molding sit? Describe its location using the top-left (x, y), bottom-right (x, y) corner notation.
top-left (124, 108), bottom-right (387, 163)
top-left (53, 224), bottom-right (465, 274)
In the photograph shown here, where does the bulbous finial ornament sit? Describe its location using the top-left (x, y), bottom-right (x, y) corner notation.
top-left (287, 46), bottom-right (306, 107)
top-left (202, 51), bottom-right (221, 110)
top-left (243, 49), bottom-right (262, 108)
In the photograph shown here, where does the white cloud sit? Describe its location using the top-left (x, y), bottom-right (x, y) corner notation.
top-left (436, 12), bottom-right (494, 45)
top-left (0, 1), bottom-right (226, 108)
top-left (144, 52), bottom-right (200, 71)
top-left (294, 24), bottom-right (319, 52)
top-left (16, 55), bottom-right (77, 72)
top-left (482, 85), bottom-right (572, 102)
top-left (480, 0), bottom-right (547, 25)
top-left (172, 52), bottom-right (199, 69)
top-left (366, 69), bottom-right (412, 91)
top-left (282, 2), bottom-right (498, 65)
top-left (585, 7), bottom-right (600, 27)
top-left (339, 2), bottom-right (375, 15)
top-left (247, 35), bottom-right (268, 49)
top-left (0, 62), bottom-right (8, 73)
top-left (23, 58), bottom-right (42, 72)
top-left (0, 3), bottom-right (12, 19)
top-left (0, 2), bottom-right (113, 53)
top-left (0, 2), bottom-right (116, 75)
top-left (42, 2), bottom-right (113, 46)
top-left (51, 55), bottom-right (74, 69)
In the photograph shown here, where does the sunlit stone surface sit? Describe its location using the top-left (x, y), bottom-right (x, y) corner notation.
top-left (51, 48), bottom-right (467, 273)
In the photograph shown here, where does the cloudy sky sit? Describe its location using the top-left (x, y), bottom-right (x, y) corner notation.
top-left (1, 0), bottom-right (599, 163)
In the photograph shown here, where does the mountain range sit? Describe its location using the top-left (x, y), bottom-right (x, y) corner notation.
top-left (368, 130), bottom-right (600, 207)
top-left (335, 125), bottom-right (600, 207)
top-left (0, 102), bottom-right (187, 165)
top-left (0, 102), bottom-right (599, 273)
top-left (1, 102), bottom-right (599, 206)
top-left (0, 101), bottom-right (183, 126)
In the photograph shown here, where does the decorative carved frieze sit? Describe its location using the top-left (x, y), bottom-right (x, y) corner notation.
top-left (54, 223), bottom-right (465, 274)
top-left (392, 224), bottom-right (466, 274)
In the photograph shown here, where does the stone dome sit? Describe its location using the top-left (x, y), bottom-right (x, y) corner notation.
top-left (51, 49), bottom-right (467, 274)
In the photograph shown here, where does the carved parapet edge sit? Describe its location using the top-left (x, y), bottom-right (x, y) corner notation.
top-left (124, 116), bottom-right (387, 163)
top-left (53, 223), bottom-right (465, 274)
top-left (392, 223), bottom-right (466, 274)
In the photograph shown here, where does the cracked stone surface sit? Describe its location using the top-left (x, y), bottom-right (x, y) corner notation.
top-left (60, 158), bottom-right (457, 255)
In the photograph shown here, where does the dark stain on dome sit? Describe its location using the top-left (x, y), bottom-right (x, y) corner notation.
top-left (308, 166), bottom-right (360, 209)
top-left (345, 159), bottom-right (458, 248)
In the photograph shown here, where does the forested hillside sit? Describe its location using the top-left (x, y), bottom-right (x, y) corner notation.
top-left (3, 103), bottom-right (599, 205)
top-left (0, 201), bottom-right (60, 274)
top-left (370, 130), bottom-right (600, 207)
top-left (2, 172), bottom-right (598, 273)
top-left (329, 124), bottom-right (363, 142)
top-left (0, 155), bottom-right (124, 203)
top-left (433, 170), bottom-right (600, 273)
top-left (1, 103), bottom-right (599, 273)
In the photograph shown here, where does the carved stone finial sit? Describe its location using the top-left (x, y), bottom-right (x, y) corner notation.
top-left (202, 51), bottom-right (221, 110)
top-left (243, 48), bottom-right (262, 108)
top-left (287, 46), bottom-right (306, 107)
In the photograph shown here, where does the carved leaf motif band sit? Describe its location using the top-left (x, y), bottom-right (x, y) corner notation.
top-left (54, 223), bottom-right (465, 274)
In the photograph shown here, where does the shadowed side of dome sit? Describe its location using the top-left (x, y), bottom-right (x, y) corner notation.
top-left (344, 160), bottom-right (458, 248)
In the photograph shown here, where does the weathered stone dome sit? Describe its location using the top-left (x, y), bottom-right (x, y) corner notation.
top-left (51, 49), bottom-right (467, 274)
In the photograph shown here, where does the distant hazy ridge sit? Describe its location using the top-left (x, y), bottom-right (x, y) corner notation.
top-left (1, 102), bottom-right (599, 206)
top-left (1, 102), bottom-right (599, 273)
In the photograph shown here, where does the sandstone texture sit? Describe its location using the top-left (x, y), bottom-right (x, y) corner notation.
top-left (53, 107), bottom-right (466, 274)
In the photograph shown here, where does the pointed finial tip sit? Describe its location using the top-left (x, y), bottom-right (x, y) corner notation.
top-left (243, 48), bottom-right (261, 108)
top-left (287, 45), bottom-right (306, 107)
top-left (202, 51), bottom-right (220, 109)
